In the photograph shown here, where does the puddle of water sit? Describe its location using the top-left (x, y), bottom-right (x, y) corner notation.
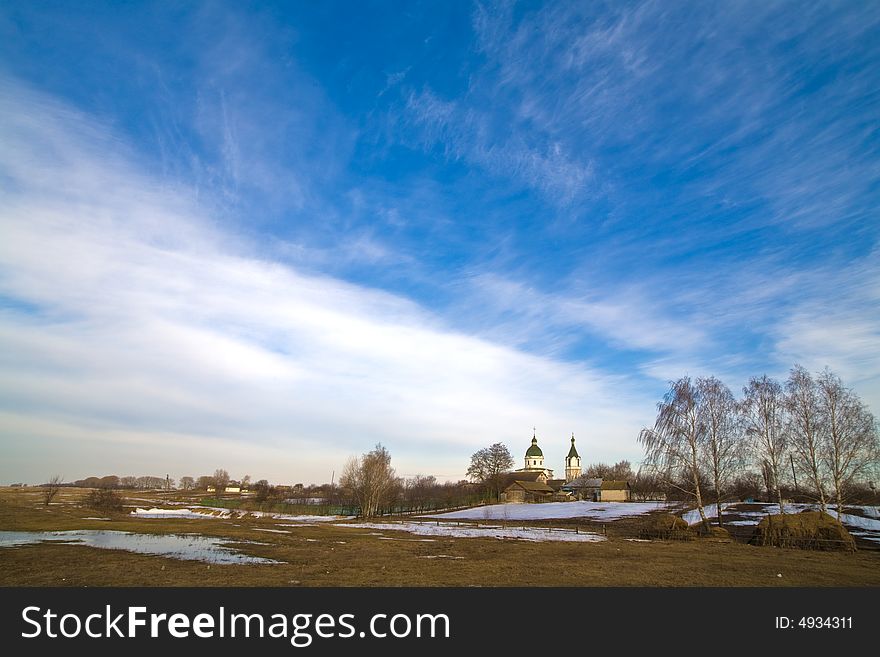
top-left (0, 530), bottom-right (280, 564)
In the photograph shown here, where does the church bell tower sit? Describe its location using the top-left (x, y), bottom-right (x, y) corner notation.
top-left (565, 433), bottom-right (581, 481)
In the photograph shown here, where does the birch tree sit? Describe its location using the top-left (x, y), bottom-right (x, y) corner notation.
top-left (817, 369), bottom-right (879, 519)
top-left (784, 365), bottom-right (827, 511)
top-left (696, 376), bottom-right (742, 527)
top-left (742, 375), bottom-right (788, 514)
top-left (639, 377), bottom-right (711, 531)
top-left (340, 443), bottom-right (398, 518)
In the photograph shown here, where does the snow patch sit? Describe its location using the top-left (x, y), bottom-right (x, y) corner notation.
top-left (336, 521), bottom-right (606, 543)
top-left (681, 503), bottom-right (880, 536)
top-left (425, 501), bottom-right (678, 522)
top-left (418, 555), bottom-right (464, 559)
top-left (131, 507), bottom-right (352, 522)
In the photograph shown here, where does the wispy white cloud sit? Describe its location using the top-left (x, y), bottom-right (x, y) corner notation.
top-left (457, 273), bottom-right (705, 355)
top-left (2, 1), bottom-right (878, 486)
top-left (769, 247), bottom-right (880, 391)
top-left (0, 79), bottom-right (648, 484)
top-left (404, 87), bottom-right (595, 205)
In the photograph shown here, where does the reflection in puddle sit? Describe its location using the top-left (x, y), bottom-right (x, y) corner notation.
top-left (0, 530), bottom-right (280, 564)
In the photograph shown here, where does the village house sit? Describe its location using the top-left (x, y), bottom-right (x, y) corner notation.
top-left (563, 477), bottom-right (603, 501)
top-left (502, 480), bottom-right (555, 503)
top-left (598, 480), bottom-right (632, 502)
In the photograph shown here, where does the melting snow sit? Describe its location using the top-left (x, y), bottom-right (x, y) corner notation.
top-left (418, 555), bottom-right (464, 559)
top-left (336, 521), bottom-right (606, 542)
top-left (131, 507), bottom-right (352, 522)
top-left (0, 529), bottom-right (279, 564)
top-left (425, 501), bottom-right (679, 522)
top-left (681, 503), bottom-right (880, 537)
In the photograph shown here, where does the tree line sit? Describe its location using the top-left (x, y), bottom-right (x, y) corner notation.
top-left (639, 365), bottom-right (879, 529)
top-left (40, 470), bottom-right (252, 492)
top-left (336, 444), bottom-right (482, 517)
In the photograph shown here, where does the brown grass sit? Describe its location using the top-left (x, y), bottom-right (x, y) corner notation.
top-left (1, 487), bottom-right (878, 587)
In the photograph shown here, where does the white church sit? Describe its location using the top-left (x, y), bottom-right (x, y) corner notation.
top-left (498, 431), bottom-right (582, 503)
top-left (499, 431), bottom-right (630, 503)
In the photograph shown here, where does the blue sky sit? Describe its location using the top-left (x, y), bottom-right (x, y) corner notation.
top-left (1, 1), bottom-right (878, 485)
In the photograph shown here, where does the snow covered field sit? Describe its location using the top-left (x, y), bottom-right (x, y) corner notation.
top-left (424, 501), bottom-right (680, 522)
top-left (336, 521), bottom-right (607, 543)
top-left (131, 507), bottom-right (352, 523)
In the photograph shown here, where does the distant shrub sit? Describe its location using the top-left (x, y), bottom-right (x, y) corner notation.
top-left (638, 513), bottom-right (693, 540)
top-left (751, 511), bottom-right (855, 551)
top-left (85, 488), bottom-right (125, 513)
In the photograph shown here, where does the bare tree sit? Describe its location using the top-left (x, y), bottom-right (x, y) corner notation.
top-left (639, 377), bottom-right (711, 531)
top-left (466, 443), bottom-right (514, 501)
top-left (785, 365), bottom-right (827, 511)
top-left (253, 479), bottom-right (274, 502)
top-left (43, 475), bottom-right (63, 505)
top-left (135, 475), bottom-right (165, 489)
top-left (742, 375), bottom-right (788, 514)
top-left (817, 369), bottom-right (879, 519)
top-left (404, 475), bottom-right (438, 513)
top-left (730, 470), bottom-right (765, 501)
top-left (179, 476), bottom-right (195, 491)
top-left (630, 469), bottom-right (667, 501)
top-left (213, 468), bottom-right (230, 492)
top-left (339, 444), bottom-right (398, 518)
top-left (697, 376), bottom-right (743, 527)
top-left (585, 460), bottom-right (635, 481)
top-left (118, 476), bottom-right (137, 489)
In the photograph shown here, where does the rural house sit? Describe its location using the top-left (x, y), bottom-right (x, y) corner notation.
top-left (599, 480), bottom-right (632, 502)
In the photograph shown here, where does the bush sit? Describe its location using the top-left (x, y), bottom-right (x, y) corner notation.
top-left (638, 513), bottom-right (693, 540)
top-left (85, 488), bottom-right (125, 513)
top-left (751, 511), bottom-right (855, 551)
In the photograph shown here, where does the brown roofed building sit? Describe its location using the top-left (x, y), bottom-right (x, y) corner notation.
top-left (500, 480), bottom-right (555, 503)
top-left (496, 470), bottom-right (548, 491)
top-left (599, 480), bottom-right (631, 502)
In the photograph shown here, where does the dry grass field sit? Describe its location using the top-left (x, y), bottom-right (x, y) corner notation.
top-left (1, 487), bottom-right (879, 587)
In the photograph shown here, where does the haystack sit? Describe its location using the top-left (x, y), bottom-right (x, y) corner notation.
top-left (751, 511), bottom-right (855, 551)
top-left (638, 513), bottom-right (693, 540)
top-left (702, 525), bottom-right (732, 541)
